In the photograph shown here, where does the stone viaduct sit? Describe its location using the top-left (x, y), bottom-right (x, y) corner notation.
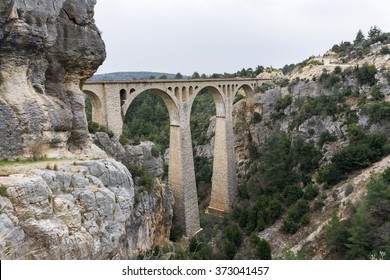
top-left (82, 78), bottom-right (267, 236)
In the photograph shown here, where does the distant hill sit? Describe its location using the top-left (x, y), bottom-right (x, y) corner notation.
top-left (88, 71), bottom-right (184, 81)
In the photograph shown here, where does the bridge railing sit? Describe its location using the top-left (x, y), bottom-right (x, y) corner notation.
top-left (84, 77), bottom-right (271, 85)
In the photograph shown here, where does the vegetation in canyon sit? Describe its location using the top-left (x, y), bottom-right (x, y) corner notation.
top-left (85, 26), bottom-right (390, 260)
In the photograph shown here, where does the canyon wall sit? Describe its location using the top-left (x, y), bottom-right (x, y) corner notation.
top-left (0, 0), bottom-right (106, 158)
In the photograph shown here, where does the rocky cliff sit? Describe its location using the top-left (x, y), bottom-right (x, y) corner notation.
top-left (0, 0), bottom-right (105, 159)
top-left (0, 159), bottom-right (173, 259)
top-left (0, 1), bottom-right (174, 260)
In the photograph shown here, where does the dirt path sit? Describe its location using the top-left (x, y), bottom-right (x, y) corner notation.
top-left (0, 158), bottom-right (104, 176)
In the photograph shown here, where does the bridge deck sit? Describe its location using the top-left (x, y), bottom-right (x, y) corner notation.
top-left (84, 77), bottom-right (270, 85)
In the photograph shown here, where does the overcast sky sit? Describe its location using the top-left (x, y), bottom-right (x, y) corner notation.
top-left (94, 0), bottom-right (390, 75)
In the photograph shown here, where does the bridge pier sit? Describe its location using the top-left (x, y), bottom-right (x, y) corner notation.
top-left (168, 123), bottom-right (201, 236)
top-left (208, 109), bottom-right (236, 214)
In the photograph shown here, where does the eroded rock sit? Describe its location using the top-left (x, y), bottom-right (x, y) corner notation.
top-left (0, 159), bottom-right (174, 259)
top-left (0, 0), bottom-right (106, 159)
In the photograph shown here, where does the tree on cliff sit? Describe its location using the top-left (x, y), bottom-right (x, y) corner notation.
top-left (354, 29), bottom-right (365, 44)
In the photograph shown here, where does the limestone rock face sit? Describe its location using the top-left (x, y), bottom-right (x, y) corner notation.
top-left (194, 117), bottom-right (216, 161)
top-left (0, 159), bottom-right (174, 259)
top-left (0, 0), bottom-right (106, 158)
top-left (93, 133), bottom-right (165, 178)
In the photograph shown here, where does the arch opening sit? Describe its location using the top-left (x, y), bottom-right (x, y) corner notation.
top-left (121, 88), bottom-right (180, 150)
top-left (120, 89), bottom-right (127, 106)
top-left (233, 84), bottom-right (255, 105)
top-left (191, 85), bottom-right (226, 117)
top-left (189, 88), bottom-right (217, 211)
top-left (83, 90), bottom-right (103, 125)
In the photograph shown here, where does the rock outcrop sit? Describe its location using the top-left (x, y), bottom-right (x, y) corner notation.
top-left (0, 159), bottom-right (173, 259)
top-left (92, 133), bottom-right (164, 178)
top-left (0, 1), bottom-right (175, 260)
top-left (0, 0), bottom-right (106, 159)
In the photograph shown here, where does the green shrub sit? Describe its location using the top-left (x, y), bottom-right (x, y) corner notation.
top-left (223, 241), bottom-right (237, 260)
top-left (334, 66), bottom-right (342, 74)
top-left (237, 185), bottom-right (249, 200)
top-left (252, 112), bottom-right (262, 123)
top-left (366, 101), bottom-right (390, 123)
top-left (282, 199), bottom-right (310, 234)
top-left (324, 212), bottom-right (351, 254)
top-left (282, 185), bottom-right (303, 206)
top-left (191, 243), bottom-right (213, 260)
top-left (0, 185), bottom-right (8, 197)
top-left (87, 121), bottom-right (100, 134)
top-left (380, 46), bottom-right (390, 55)
top-left (318, 131), bottom-right (389, 187)
top-left (371, 85), bottom-right (384, 101)
top-left (319, 71), bottom-right (341, 88)
top-left (319, 131), bottom-right (337, 146)
top-left (255, 239), bottom-right (272, 260)
top-left (303, 184), bottom-right (319, 200)
top-left (189, 237), bottom-right (200, 253)
top-left (265, 199), bottom-right (283, 224)
top-left (301, 213), bottom-right (310, 225)
top-left (128, 164), bottom-right (147, 177)
top-left (170, 224), bottom-right (184, 242)
top-left (238, 209), bottom-right (249, 228)
top-left (194, 156), bottom-right (212, 185)
top-left (282, 217), bottom-right (299, 234)
top-left (257, 83), bottom-right (273, 93)
top-left (381, 167), bottom-right (390, 183)
top-left (140, 174), bottom-right (154, 190)
top-left (275, 94), bottom-right (293, 112)
top-left (274, 78), bottom-right (290, 87)
top-left (282, 64), bottom-right (296, 75)
top-left (151, 145), bottom-right (161, 157)
top-left (128, 164), bottom-right (155, 190)
top-left (223, 224), bottom-right (243, 247)
top-left (355, 63), bottom-right (377, 86)
top-left (119, 134), bottom-right (129, 145)
top-left (87, 121), bottom-right (114, 137)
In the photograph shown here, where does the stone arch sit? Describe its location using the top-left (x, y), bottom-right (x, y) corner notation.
top-left (83, 90), bottom-right (104, 125)
top-left (234, 84), bottom-right (255, 98)
top-left (174, 87), bottom-right (180, 100)
top-left (122, 87), bottom-right (180, 127)
top-left (188, 85), bottom-right (236, 214)
top-left (190, 85), bottom-right (226, 117)
top-left (182, 86), bottom-right (189, 102)
top-left (234, 84), bottom-right (255, 107)
top-left (120, 89), bottom-right (127, 106)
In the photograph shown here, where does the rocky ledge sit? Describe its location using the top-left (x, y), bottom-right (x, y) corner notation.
top-left (0, 159), bottom-right (174, 259)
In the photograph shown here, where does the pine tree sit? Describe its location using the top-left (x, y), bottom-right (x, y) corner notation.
top-left (354, 29), bottom-right (365, 44)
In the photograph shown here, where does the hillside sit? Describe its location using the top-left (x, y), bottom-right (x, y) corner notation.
top-left (231, 27), bottom-right (390, 259)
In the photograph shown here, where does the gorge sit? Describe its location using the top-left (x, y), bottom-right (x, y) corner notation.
top-left (1, 0), bottom-right (390, 260)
